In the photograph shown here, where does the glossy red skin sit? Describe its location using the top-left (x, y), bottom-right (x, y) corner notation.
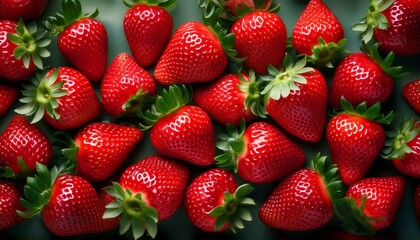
top-left (329, 53), bottom-right (394, 108)
top-left (150, 105), bottom-right (215, 166)
top-left (0, 181), bottom-right (24, 230)
top-left (222, 0), bottom-right (272, 15)
top-left (326, 114), bottom-right (386, 186)
top-left (193, 73), bottom-right (254, 126)
top-left (266, 69), bottom-right (328, 142)
top-left (100, 52), bottom-right (156, 116)
top-left (184, 168), bottom-right (237, 232)
top-left (154, 21), bottom-right (227, 85)
top-left (124, 4), bottom-right (173, 66)
top-left (0, 83), bottom-right (18, 115)
top-left (292, 0), bottom-right (344, 55)
top-left (259, 168), bottom-right (333, 231)
top-left (0, 115), bottom-right (52, 175)
top-left (42, 174), bottom-right (119, 236)
top-left (392, 123), bottom-right (420, 177)
top-left (44, 67), bottom-right (102, 130)
top-left (231, 11), bottom-right (287, 74)
top-left (415, 184), bottom-right (420, 223)
top-left (58, 18), bottom-right (108, 82)
top-left (0, 20), bottom-right (35, 81)
top-left (346, 176), bottom-right (405, 231)
top-left (402, 79), bottom-right (420, 114)
top-left (74, 122), bottom-right (143, 182)
top-left (0, 0), bottom-right (48, 21)
top-left (373, 0), bottom-right (420, 55)
top-left (119, 155), bottom-right (190, 221)
top-left (238, 122), bottom-right (305, 183)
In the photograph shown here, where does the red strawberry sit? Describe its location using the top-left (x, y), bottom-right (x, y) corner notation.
top-left (259, 154), bottom-right (342, 231)
top-left (184, 168), bottom-right (255, 233)
top-left (402, 79), bottom-right (420, 114)
top-left (44, 0), bottom-right (108, 82)
top-left (261, 57), bottom-right (328, 142)
top-left (326, 99), bottom-right (394, 185)
top-left (0, 181), bottom-right (24, 230)
top-left (415, 184), bottom-right (420, 223)
top-left (219, 0), bottom-right (272, 16)
top-left (0, 0), bottom-right (48, 21)
top-left (0, 19), bottom-right (50, 81)
top-left (15, 67), bottom-right (102, 130)
top-left (139, 85), bottom-right (215, 166)
top-left (103, 155), bottom-right (190, 239)
top-left (215, 121), bottom-right (305, 183)
top-left (123, 0), bottom-right (174, 66)
top-left (100, 52), bottom-right (156, 116)
top-left (0, 83), bottom-right (19, 115)
top-left (0, 115), bottom-right (52, 176)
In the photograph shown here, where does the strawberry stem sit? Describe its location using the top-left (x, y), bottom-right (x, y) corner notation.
top-left (305, 37), bottom-right (349, 68)
top-left (237, 70), bottom-right (267, 118)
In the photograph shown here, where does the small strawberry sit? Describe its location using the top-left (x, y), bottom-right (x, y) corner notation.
top-left (0, 83), bottom-right (19, 115)
top-left (0, 0), bottom-right (49, 21)
top-left (44, 0), bottom-right (108, 82)
top-left (215, 120), bottom-right (305, 183)
top-left (123, 0), bottom-right (175, 66)
top-left (184, 168), bottom-right (255, 233)
top-left (0, 181), bottom-right (25, 230)
top-left (100, 52), bottom-right (156, 116)
top-left (15, 67), bottom-right (102, 130)
top-left (415, 184), bottom-right (420, 223)
top-left (402, 79), bottom-right (420, 114)
top-left (103, 155), bottom-right (190, 239)
top-left (139, 85), bottom-right (215, 166)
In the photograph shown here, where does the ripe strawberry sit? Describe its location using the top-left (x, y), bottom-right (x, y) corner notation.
top-left (100, 52), bottom-right (156, 116)
top-left (0, 115), bottom-right (52, 177)
top-left (0, 0), bottom-right (48, 21)
top-left (261, 57), bottom-right (328, 142)
top-left (216, 121), bottom-right (305, 183)
top-left (353, 0), bottom-right (420, 55)
top-left (0, 83), bottom-right (19, 115)
top-left (103, 155), bottom-right (190, 239)
top-left (139, 85), bottom-right (215, 166)
top-left (184, 168), bottom-right (255, 233)
top-left (0, 181), bottom-right (24, 230)
top-left (326, 98), bottom-right (394, 185)
top-left (415, 184), bottom-right (420, 223)
top-left (328, 44), bottom-right (406, 108)
top-left (123, 0), bottom-right (174, 66)
top-left (15, 67), bottom-right (102, 130)
top-left (44, 0), bottom-right (108, 82)
top-left (0, 19), bottom-right (50, 81)
top-left (259, 154), bottom-right (343, 231)
top-left (402, 79), bottom-right (420, 114)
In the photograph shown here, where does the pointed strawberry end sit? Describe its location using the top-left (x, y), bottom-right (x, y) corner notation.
top-left (382, 118), bottom-right (420, 160)
top-left (237, 71), bottom-right (267, 118)
top-left (306, 37), bottom-right (349, 68)
top-left (124, 0), bottom-right (176, 11)
top-left (123, 88), bottom-right (155, 115)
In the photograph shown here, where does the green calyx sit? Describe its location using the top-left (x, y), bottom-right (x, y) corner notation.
top-left (44, 0), bottom-right (99, 36)
top-left (123, 0), bottom-right (176, 10)
top-left (237, 70), bottom-right (267, 118)
top-left (103, 182), bottom-right (159, 239)
top-left (122, 88), bottom-right (155, 115)
top-left (15, 69), bottom-right (67, 124)
top-left (207, 183), bottom-right (255, 233)
top-left (352, 0), bottom-right (394, 43)
top-left (0, 166), bottom-right (16, 179)
top-left (306, 37), bottom-right (349, 68)
top-left (53, 131), bottom-right (78, 174)
top-left (8, 19), bottom-right (51, 69)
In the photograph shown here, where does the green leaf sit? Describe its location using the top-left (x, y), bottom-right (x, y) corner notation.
top-left (132, 218), bottom-right (146, 240)
top-left (103, 208), bottom-right (123, 219)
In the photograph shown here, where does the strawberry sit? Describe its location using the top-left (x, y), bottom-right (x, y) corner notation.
top-left (184, 168), bottom-right (255, 233)
top-left (0, 19), bottom-right (50, 81)
top-left (328, 44), bottom-right (406, 108)
top-left (139, 85), bottom-right (215, 166)
top-left (402, 79), bottom-right (420, 114)
top-left (44, 0), bottom-right (108, 82)
top-left (352, 0), bottom-right (420, 55)
top-left (292, 0), bottom-right (347, 67)
top-left (15, 67), bottom-right (102, 130)
top-left (0, 83), bottom-right (19, 115)
top-left (259, 154), bottom-right (343, 231)
top-left (0, 0), bottom-right (48, 21)
top-left (215, 120), bottom-right (305, 183)
top-left (0, 181), bottom-right (24, 230)
top-left (0, 115), bottom-right (52, 177)
top-left (123, 0), bottom-right (174, 66)
top-left (56, 122), bottom-right (143, 182)
top-left (100, 52), bottom-right (156, 116)
top-left (260, 57), bottom-right (328, 142)
top-left (382, 118), bottom-right (420, 178)
top-left (326, 98), bottom-right (394, 185)
top-left (103, 155), bottom-right (190, 239)
top-left (415, 184), bottom-right (420, 223)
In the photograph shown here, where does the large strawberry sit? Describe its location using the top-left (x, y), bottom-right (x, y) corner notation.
top-left (139, 85), bottom-right (215, 166)
top-left (0, 181), bottom-right (24, 230)
top-left (402, 79), bottom-right (420, 114)
top-left (184, 168), bottom-right (255, 233)
top-left (44, 0), bottom-right (108, 82)
top-left (0, 0), bottom-right (48, 21)
top-left (0, 83), bottom-right (19, 115)
top-left (103, 155), bottom-right (190, 239)
top-left (326, 98), bottom-right (394, 185)
top-left (260, 57), bottom-right (328, 142)
top-left (100, 52), bottom-right (156, 116)
top-left (15, 67), bottom-right (102, 130)
top-left (215, 120), bottom-right (305, 183)
top-left (123, 0), bottom-right (174, 66)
